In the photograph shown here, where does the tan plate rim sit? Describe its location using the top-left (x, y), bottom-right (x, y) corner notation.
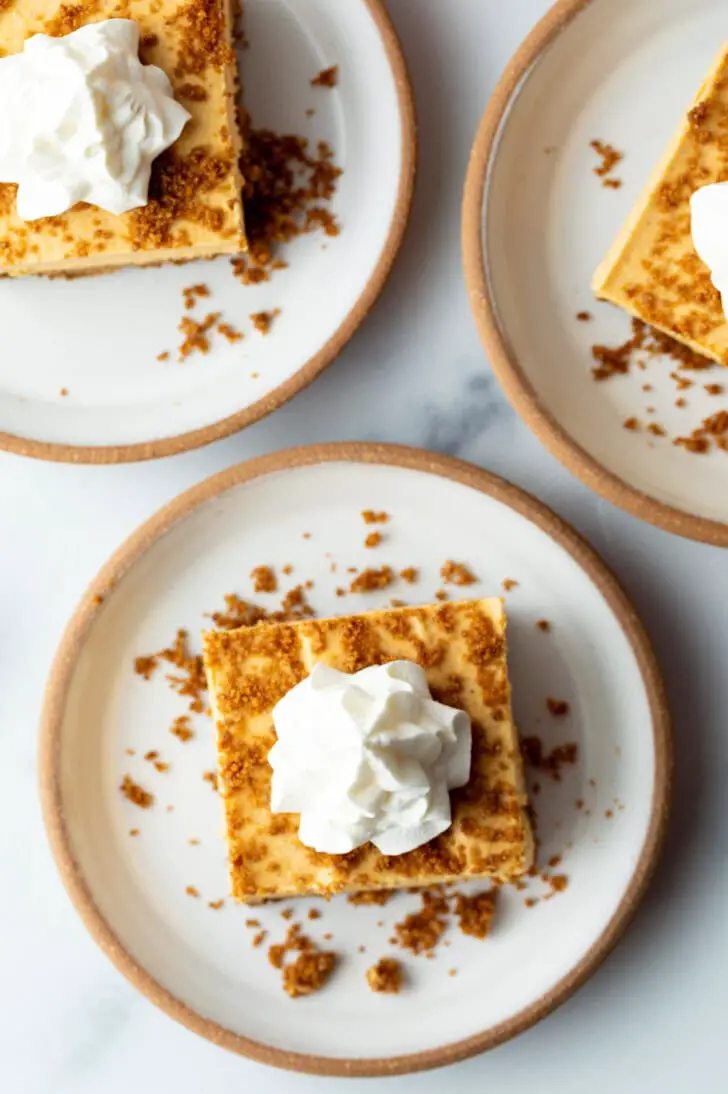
top-left (0, 0), bottom-right (417, 466)
top-left (461, 0), bottom-right (728, 548)
top-left (38, 441), bottom-right (673, 1077)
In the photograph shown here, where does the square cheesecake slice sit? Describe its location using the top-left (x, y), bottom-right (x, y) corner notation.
top-left (592, 43), bottom-right (728, 365)
top-left (203, 598), bottom-right (534, 904)
top-left (0, 0), bottom-right (245, 276)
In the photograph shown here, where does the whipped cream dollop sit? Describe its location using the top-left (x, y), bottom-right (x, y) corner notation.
top-left (0, 20), bottom-right (190, 220)
top-left (269, 661), bottom-right (472, 856)
top-left (690, 181), bottom-right (728, 320)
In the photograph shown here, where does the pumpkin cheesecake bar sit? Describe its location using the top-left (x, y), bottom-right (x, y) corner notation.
top-left (0, 0), bottom-right (245, 276)
top-left (592, 44), bottom-right (728, 365)
top-left (202, 598), bottom-right (534, 904)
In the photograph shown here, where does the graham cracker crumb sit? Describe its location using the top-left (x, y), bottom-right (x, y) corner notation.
top-left (267, 924), bottom-right (338, 998)
top-left (536, 619), bottom-right (551, 632)
top-left (364, 532), bottom-right (383, 549)
top-left (45, 1), bottom-right (101, 37)
top-left (250, 309), bottom-right (280, 335)
top-left (521, 737), bottom-right (579, 781)
top-left (218, 322), bottom-right (243, 344)
top-left (203, 770), bottom-right (218, 792)
top-left (178, 311), bottom-right (221, 361)
top-left (591, 318), bottom-right (712, 381)
top-left (172, 0), bottom-right (235, 79)
top-left (546, 697), bottom-right (570, 717)
top-left (129, 147), bottom-right (236, 253)
top-left (120, 775), bottom-right (154, 809)
top-left (135, 629), bottom-right (207, 712)
top-left (208, 899), bottom-right (225, 910)
top-left (268, 944), bottom-right (286, 969)
top-left (502, 578), bottom-right (518, 592)
top-left (441, 560), bottom-right (477, 586)
top-left (283, 951), bottom-right (337, 998)
top-left (453, 890), bottom-right (497, 940)
top-left (348, 890), bottom-right (394, 907)
top-left (232, 129), bottom-right (341, 286)
top-left (399, 567), bottom-right (418, 584)
top-left (362, 510), bottom-right (389, 525)
top-left (350, 567), bottom-right (394, 594)
top-left (311, 65), bottom-right (339, 88)
top-left (394, 891), bottom-right (448, 955)
top-left (367, 958), bottom-right (403, 994)
top-left (590, 139), bottom-right (623, 187)
top-left (170, 715), bottom-right (194, 743)
top-left (185, 886), bottom-right (200, 898)
top-left (576, 311), bottom-right (592, 322)
top-left (182, 283), bottom-right (210, 311)
top-left (251, 565), bottom-right (277, 594)
top-left (675, 410), bottom-right (728, 454)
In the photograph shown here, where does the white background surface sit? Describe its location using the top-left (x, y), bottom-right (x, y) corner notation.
top-left (1, 1), bottom-right (726, 1091)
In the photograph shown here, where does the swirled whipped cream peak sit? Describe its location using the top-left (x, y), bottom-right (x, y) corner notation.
top-left (691, 181), bottom-right (728, 321)
top-left (0, 20), bottom-right (191, 221)
top-left (269, 660), bottom-right (472, 856)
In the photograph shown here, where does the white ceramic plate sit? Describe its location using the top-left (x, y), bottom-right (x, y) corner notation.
top-left (40, 445), bottom-right (670, 1076)
top-left (0, 0), bottom-right (414, 463)
top-left (463, 0), bottom-right (728, 545)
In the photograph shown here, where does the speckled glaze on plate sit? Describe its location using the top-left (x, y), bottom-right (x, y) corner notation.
top-left (463, 0), bottom-right (728, 545)
top-left (0, 0), bottom-right (415, 463)
top-left (39, 444), bottom-right (671, 1075)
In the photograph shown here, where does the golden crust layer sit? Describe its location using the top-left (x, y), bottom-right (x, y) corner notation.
top-left (593, 44), bottom-right (728, 365)
top-left (203, 598), bottom-right (534, 905)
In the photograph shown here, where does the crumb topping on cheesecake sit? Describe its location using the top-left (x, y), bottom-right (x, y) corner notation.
top-left (172, 0), bottom-right (233, 78)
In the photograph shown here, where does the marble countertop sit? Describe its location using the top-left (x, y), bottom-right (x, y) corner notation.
top-left (2, 1), bottom-right (726, 1091)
